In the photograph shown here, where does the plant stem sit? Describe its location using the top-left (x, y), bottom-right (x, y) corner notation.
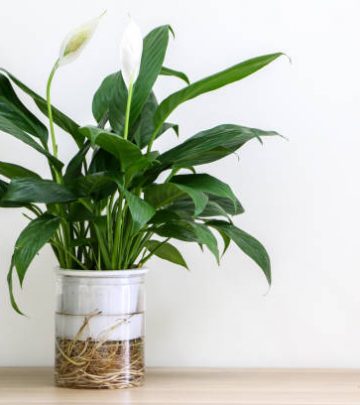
top-left (46, 59), bottom-right (60, 158)
top-left (123, 81), bottom-right (134, 140)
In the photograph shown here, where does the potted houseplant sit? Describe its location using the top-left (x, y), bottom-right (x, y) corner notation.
top-left (0, 14), bottom-right (283, 389)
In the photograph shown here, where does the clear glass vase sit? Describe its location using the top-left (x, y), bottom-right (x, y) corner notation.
top-left (54, 268), bottom-right (147, 389)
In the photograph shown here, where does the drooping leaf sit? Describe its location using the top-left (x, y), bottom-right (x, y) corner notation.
top-left (7, 262), bottom-right (24, 315)
top-left (0, 74), bottom-right (48, 144)
top-left (12, 213), bottom-right (61, 286)
top-left (191, 222), bottom-right (219, 263)
top-left (144, 182), bottom-right (207, 215)
top-left (154, 220), bottom-right (219, 262)
top-left (153, 53), bottom-right (283, 130)
top-left (172, 173), bottom-right (237, 209)
top-left (144, 183), bottom-right (183, 208)
top-left (0, 162), bottom-right (40, 179)
top-left (79, 126), bottom-right (142, 171)
top-left (160, 66), bottom-right (190, 84)
top-left (208, 220), bottom-right (271, 284)
top-left (145, 240), bottom-right (188, 269)
top-left (159, 124), bottom-right (278, 168)
top-left (2, 178), bottom-right (76, 204)
top-left (0, 69), bottom-right (83, 146)
top-left (0, 115), bottom-right (63, 170)
top-left (173, 183), bottom-right (208, 216)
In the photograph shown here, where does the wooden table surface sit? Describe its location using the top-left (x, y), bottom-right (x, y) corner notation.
top-left (0, 368), bottom-right (359, 404)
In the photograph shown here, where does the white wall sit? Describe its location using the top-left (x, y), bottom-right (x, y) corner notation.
top-left (1, 0), bottom-right (359, 367)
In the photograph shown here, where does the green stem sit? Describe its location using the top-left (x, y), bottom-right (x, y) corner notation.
top-left (46, 59), bottom-right (60, 158)
top-left (123, 81), bottom-right (134, 140)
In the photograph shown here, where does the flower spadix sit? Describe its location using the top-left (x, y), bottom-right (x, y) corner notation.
top-left (120, 18), bottom-right (143, 88)
top-left (58, 12), bottom-right (105, 66)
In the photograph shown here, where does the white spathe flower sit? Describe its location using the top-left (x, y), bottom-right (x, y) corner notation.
top-left (58, 12), bottom-right (105, 66)
top-left (120, 18), bottom-right (143, 88)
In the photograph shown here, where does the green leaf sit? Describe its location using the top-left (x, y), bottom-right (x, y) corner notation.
top-left (130, 25), bottom-right (172, 124)
top-left (0, 69), bottom-right (83, 147)
top-left (158, 124), bottom-right (278, 168)
top-left (67, 172), bottom-right (117, 201)
top-left (79, 126), bottom-right (142, 171)
top-left (7, 262), bottom-right (24, 315)
top-left (174, 184), bottom-right (208, 216)
top-left (94, 26), bottom-right (171, 133)
top-left (2, 178), bottom-right (76, 204)
top-left (92, 72), bottom-right (126, 128)
top-left (12, 214), bottom-right (60, 286)
top-left (0, 74), bottom-right (48, 144)
top-left (123, 189), bottom-right (155, 231)
top-left (146, 240), bottom-right (188, 269)
top-left (0, 179), bottom-right (26, 208)
top-left (191, 222), bottom-right (219, 263)
top-left (64, 141), bottom-right (90, 181)
top-left (88, 148), bottom-right (120, 174)
top-left (0, 115), bottom-right (63, 170)
top-left (144, 182), bottom-right (207, 216)
top-left (144, 183), bottom-right (183, 208)
top-left (133, 92), bottom-right (179, 149)
top-left (154, 53), bottom-right (283, 130)
top-left (172, 173), bottom-right (237, 209)
top-left (154, 220), bottom-right (219, 262)
top-left (208, 220), bottom-right (271, 284)
top-left (0, 162), bottom-right (40, 179)
top-left (160, 67), bottom-right (190, 84)
top-left (208, 195), bottom-right (244, 216)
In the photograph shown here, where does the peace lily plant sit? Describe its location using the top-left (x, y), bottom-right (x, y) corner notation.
top-left (0, 17), bottom-right (283, 314)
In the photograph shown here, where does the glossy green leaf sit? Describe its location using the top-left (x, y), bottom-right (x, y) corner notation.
top-left (2, 178), bottom-right (76, 204)
top-left (146, 240), bottom-right (188, 269)
top-left (79, 126), bottom-right (142, 171)
top-left (0, 115), bottom-right (63, 170)
top-left (144, 183), bottom-right (183, 208)
top-left (133, 92), bottom-right (179, 148)
top-left (160, 67), bottom-right (190, 84)
top-left (0, 162), bottom-right (40, 179)
top-left (154, 220), bottom-right (219, 262)
top-left (92, 72), bottom-right (126, 129)
top-left (130, 26), bottom-right (171, 124)
top-left (64, 141), bottom-right (90, 181)
top-left (172, 173), bottom-right (237, 208)
top-left (12, 214), bottom-right (60, 286)
top-left (68, 172), bottom-right (117, 201)
top-left (0, 74), bottom-right (48, 144)
top-left (123, 189), bottom-right (155, 232)
top-left (158, 124), bottom-right (278, 168)
top-left (208, 220), bottom-right (271, 284)
top-left (153, 53), bottom-right (283, 130)
top-left (174, 183), bottom-right (208, 216)
top-left (0, 69), bottom-right (83, 146)
top-left (0, 179), bottom-right (26, 208)
top-left (191, 222), bottom-right (219, 263)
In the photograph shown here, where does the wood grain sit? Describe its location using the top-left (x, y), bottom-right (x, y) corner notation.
top-left (0, 368), bottom-right (359, 404)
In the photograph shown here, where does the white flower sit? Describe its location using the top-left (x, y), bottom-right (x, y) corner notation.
top-left (58, 12), bottom-right (105, 66)
top-left (120, 18), bottom-right (143, 88)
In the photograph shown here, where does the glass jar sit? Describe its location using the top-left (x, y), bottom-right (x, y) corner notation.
top-left (54, 268), bottom-right (147, 389)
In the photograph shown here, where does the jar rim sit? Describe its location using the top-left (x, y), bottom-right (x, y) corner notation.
top-left (55, 267), bottom-right (149, 278)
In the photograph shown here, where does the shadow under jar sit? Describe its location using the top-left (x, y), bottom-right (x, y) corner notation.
top-left (55, 268), bottom-right (147, 389)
